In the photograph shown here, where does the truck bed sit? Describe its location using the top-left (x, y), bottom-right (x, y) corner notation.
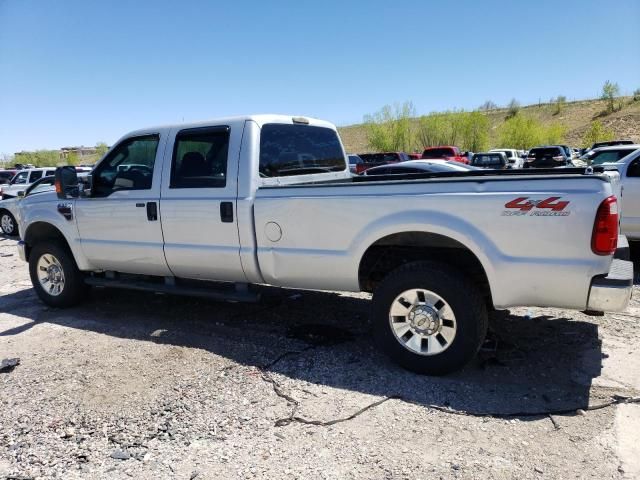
top-left (251, 167), bottom-right (615, 310)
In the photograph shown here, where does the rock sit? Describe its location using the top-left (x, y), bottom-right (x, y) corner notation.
top-left (534, 467), bottom-right (543, 474)
top-left (110, 450), bottom-right (130, 460)
top-left (190, 471), bottom-right (200, 480)
top-left (0, 357), bottom-right (20, 373)
top-left (576, 409), bottom-right (587, 416)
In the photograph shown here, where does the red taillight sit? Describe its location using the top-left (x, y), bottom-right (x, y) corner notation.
top-left (356, 164), bottom-right (367, 174)
top-left (591, 196), bottom-right (618, 255)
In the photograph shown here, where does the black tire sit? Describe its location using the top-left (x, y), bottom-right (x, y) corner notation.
top-left (371, 261), bottom-right (488, 375)
top-left (29, 241), bottom-right (88, 308)
top-left (0, 210), bottom-right (18, 236)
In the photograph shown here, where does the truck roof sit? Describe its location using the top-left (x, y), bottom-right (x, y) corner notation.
top-left (124, 114), bottom-right (337, 139)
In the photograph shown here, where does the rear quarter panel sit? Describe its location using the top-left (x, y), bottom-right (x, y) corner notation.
top-left (253, 175), bottom-right (614, 310)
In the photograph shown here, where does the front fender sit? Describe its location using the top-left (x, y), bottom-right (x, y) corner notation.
top-left (21, 199), bottom-right (91, 270)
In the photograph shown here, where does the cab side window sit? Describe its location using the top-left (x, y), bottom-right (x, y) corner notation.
top-left (628, 158), bottom-right (640, 178)
top-left (91, 135), bottom-right (159, 197)
top-left (170, 127), bottom-right (229, 189)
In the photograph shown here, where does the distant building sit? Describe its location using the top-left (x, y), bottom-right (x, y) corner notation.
top-left (59, 146), bottom-right (98, 160)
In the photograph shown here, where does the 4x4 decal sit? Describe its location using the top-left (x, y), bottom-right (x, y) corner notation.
top-left (502, 196), bottom-right (570, 216)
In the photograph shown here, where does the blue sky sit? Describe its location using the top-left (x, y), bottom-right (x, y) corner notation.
top-left (1, 0), bottom-right (639, 154)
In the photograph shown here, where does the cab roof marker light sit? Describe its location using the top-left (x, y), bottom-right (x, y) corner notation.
top-left (292, 117), bottom-right (309, 125)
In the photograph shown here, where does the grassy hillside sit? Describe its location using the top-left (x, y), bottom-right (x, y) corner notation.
top-left (338, 97), bottom-right (640, 153)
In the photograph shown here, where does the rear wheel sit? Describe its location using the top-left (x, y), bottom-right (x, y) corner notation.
top-left (29, 241), bottom-right (88, 307)
top-left (371, 261), bottom-right (488, 375)
top-left (0, 210), bottom-right (17, 236)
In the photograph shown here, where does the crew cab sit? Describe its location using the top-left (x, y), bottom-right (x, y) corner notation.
top-left (421, 146), bottom-right (469, 164)
top-left (15, 115), bottom-right (633, 375)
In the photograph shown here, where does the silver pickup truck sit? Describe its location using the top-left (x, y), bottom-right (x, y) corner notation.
top-left (15, 115), bottom-right (634, 374)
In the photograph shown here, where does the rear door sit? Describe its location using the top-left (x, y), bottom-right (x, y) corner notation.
top-left (74, 133), bottom-right (171, 276)
top-left (159, 124), bottom-right (245, 281)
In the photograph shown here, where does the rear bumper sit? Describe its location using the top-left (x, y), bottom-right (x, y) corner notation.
top-left (17, 240), bottom-right (26, 262)
top-left (587, 253), bottom-right (633, 312)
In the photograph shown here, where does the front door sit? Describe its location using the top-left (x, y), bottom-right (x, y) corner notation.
top-left (74, 133), bottom-right (171, 276)
top-left (159, 124), bottom-right (245, 282)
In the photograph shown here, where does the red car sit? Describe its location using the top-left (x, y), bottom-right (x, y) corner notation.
top-left (421, 146), bottom-right (469, 164)
top-left (357, 152), bottom-right (411, 173)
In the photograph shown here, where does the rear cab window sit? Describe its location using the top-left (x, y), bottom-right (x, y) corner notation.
top-left (259, 123), bottom-right (346, 178)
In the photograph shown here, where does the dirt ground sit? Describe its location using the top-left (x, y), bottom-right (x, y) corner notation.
top-left (1, 235), bottom-right (639, 480)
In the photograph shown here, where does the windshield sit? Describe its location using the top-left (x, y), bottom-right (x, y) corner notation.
top-left (11, 171), bottom-right (29, 184)
top-left (528, 147), bottom-right (562, 158)
top-left (358, 153), bottom-right (401, 165)
top-left (472, 154), bottom-right (505, 166)
top-left (422, 148), bottom-right (455, 159)
top-left (588, 149), bottom-right (638, 165)
top-left (259, 124), bottom-right (345, 177)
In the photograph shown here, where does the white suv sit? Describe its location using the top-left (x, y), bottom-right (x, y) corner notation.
top-left (0, 168), bottom-right (57, 199)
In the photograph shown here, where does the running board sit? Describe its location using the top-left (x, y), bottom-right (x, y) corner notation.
top-left (84, 276), bottom-right (260, 303)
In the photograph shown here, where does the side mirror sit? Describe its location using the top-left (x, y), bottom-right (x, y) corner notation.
top-left (55, 166), bottom-right (79, 199)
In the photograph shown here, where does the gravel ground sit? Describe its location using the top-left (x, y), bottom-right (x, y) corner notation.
top-left (1, 235), bottom-right (639, 480)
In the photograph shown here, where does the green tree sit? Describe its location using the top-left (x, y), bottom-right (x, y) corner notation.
top-left (460, 111), bottom-right (489, 152)
top-left (633, 88), bottom-right (640, 102)
top-left (364, 101), bottom-right (416, 152)
top-left (601, 80), bottom-right (620, 113)
top-left (95, 142), bottom-right (109, 158)
top-left (498, 114), bottom-right (566, 149)
top-left (581, 120), bottom-right (614, 148)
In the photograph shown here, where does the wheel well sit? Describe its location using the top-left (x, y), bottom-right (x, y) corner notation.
top-left (23, 222), bottom-right (69, 261)
top-left (358, 231), bottom-right (491, 299)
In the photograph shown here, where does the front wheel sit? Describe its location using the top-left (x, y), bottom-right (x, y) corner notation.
top-left (371, 261), bottom-right (488, 375)
top-left (29, 241), bottom-right (88, 307)
top-left (0, 210), bottom-right (18, 236)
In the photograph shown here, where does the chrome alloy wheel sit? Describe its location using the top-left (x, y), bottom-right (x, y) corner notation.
top-left (37, 253), bottom-right (66, 296)
top-left (1, 213), bottom-right (14, 234)
top-left (388, 289), bottom-right (457, 355)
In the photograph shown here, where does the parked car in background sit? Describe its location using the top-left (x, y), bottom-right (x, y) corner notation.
top-left (348, 154), bottom-right (364, 174)
top-left (0, 175), bottom-right (56, 236)
top-left (591, 140), bottom-right (634, 150)
top-left (361, 160), bottom-right (478, 176)
top-left (489, 148), bottom-right (523, 168)
top-left (524, 146), bottom-right (572, 168)
top-left (556, 145), bottom-right (575, 164)
top-left (0, 170), bottom-right (17, 185)
top-left (580, 145), bottom-right (640, 166)
top-left (471, 152), bottom-right (509, 169)
top-left (598, 148), bottom-right (640, 241)
top-left (357, 152), bottom-right (411, 172)
top-left (407, 153), bottom-right (422, 160)
top-left (0, 167), bottom-right (57, 199)
top-left (421, 146), bottom-right (469, 164)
